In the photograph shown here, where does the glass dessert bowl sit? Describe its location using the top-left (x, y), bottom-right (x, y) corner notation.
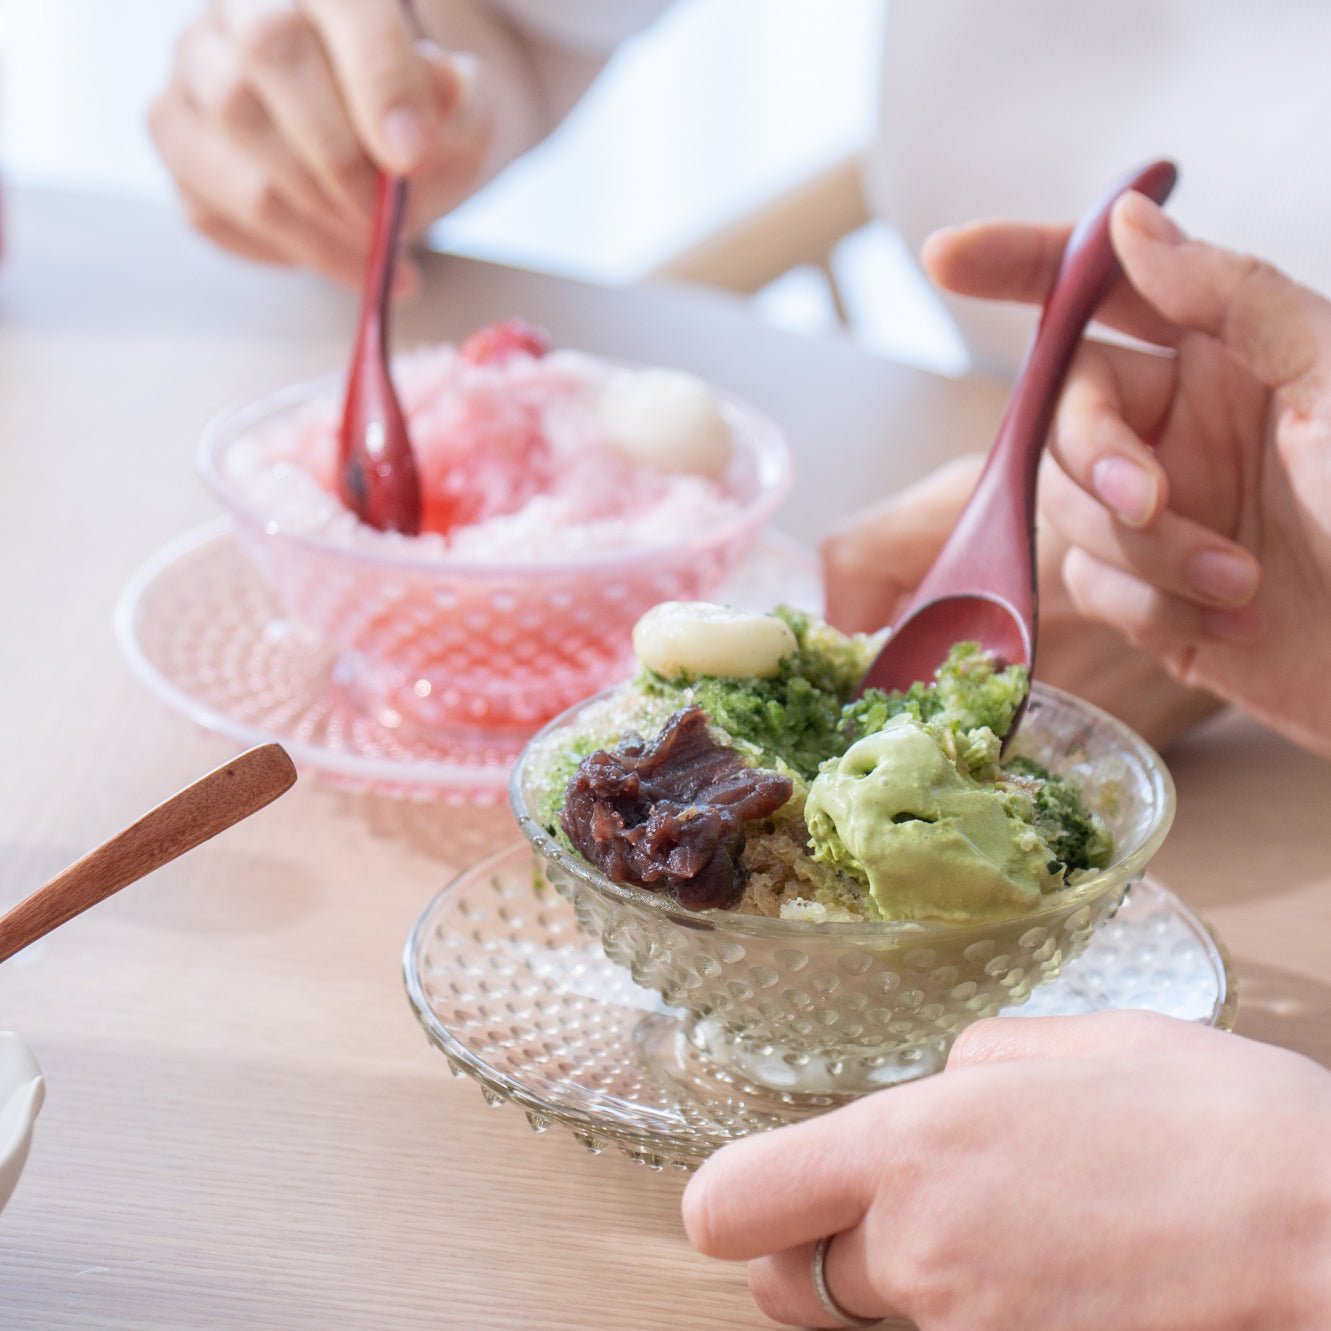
top-left (511, 682), bottom-right (1175, 1095)
top-left (197, 349), bottom-right (791, 744)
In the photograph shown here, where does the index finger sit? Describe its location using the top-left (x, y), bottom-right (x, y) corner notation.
top-left (221, 0), bottom-right (378, 219)
top-left (1111, 191), bottom-right (1331, 414)
top-left (923, 214), bottom-right (1184, 349)
top-left (303, 0), bottom-right (442, 174)
top-left (683, 1105), bottom-right (878, 1261)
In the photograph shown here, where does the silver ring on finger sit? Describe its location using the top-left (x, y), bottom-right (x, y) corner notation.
top-left (811, 1234), bottom-right (917, 1330)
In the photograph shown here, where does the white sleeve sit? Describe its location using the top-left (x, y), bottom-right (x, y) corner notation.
top-left (485, 0), bottom-right (675, 53)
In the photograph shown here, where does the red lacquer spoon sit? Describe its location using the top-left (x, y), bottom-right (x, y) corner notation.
top-left (337, 173), bottom-right (422, 535)
top-left (858, 159), bottom-right (1178, 715)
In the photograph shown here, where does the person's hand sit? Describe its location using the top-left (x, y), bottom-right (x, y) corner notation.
top-left (921, 194), bottom-right (1331, 759)
top-left (150, 1), bottom-right (499, 291)
top-left (683, 1012), bottom-right (1331, 1329)
top-left (822, 455), bottom-right (1222, 750)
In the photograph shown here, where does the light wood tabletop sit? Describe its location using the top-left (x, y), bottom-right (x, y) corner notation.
top-left (2, 188), bottom-right (1330, 1330)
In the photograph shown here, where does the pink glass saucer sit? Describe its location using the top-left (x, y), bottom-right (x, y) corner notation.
top-left (114, 521), bottom-right (821, 801)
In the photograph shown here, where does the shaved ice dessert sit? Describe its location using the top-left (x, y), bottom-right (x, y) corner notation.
top-left (220, 324), bottom-right (754, 561)
top-left (198, 325), bottom-right (791, 738)
top-left (522, 603), bottom-right (1113, 923)
top-left (511, 603), bottom-right (1173, 1089)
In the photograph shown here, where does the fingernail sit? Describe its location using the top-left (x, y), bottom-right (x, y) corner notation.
top-left (381, 105), bottom-right (430, 172)
top-left (1091, 456), bottom-right (1159, 526)
top-left (1120, 192), bottom-right (1186, 245)
top-left (1189, 549), bottom-right (1260, 606)
top-left (1202, 603), bottom-right (1264, 642)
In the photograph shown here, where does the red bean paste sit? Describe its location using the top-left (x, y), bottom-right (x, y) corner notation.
top-left (560, 707), bottom-right (793, 910)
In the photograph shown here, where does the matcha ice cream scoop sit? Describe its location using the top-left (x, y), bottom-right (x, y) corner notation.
top-left (805, 715), bottom-right (1060, 921)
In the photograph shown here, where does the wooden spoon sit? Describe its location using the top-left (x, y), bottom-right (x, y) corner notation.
top-left (0, 744), bottom-right (297, 964)
top-left (858, 159), bottom-right (1178, 712)
top-left (336, 172), bottom-right (422, 535)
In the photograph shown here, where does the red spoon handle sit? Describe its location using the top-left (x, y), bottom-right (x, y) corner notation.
top-left (337, 173), bottom-right (422, 534)
top-left (907, 159), bottom-right (1177, 630)
top-left (355, 174), bottom-right (406, 355)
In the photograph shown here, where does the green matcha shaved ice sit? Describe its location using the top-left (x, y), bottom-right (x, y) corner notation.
top-left (1004, 756), bottom-right (1114, 876)
top-left (544, 610), bottom-right (1115, 923)
top-left (639, 607), bottom-right (875, 778)
top-left (843, 642), bottom-right (1029, 775)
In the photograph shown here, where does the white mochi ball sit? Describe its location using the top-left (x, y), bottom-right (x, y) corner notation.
top-left (633, 601), bottom-right (798, 680)
top-left (599, 369), bottom-right (733, 476)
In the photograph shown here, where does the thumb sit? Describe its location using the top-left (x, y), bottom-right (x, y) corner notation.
top-left (1111, 192), bottom-right (1331, 413)
top-left (303, 0), bottom-right (441, 175)
top-left (821, 453), bottom-right (984, 634)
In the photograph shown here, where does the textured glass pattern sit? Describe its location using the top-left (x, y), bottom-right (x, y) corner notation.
top-left (404, 844), bottom-right (1234, 1170)
top-left (510, 684), bottom-right (1178, 1092)
top-left (115, 525), bottom-right (818, 800)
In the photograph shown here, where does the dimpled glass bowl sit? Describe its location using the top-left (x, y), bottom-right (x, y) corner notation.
top-left (198, 374), bottom-right (791, 740)
top-left (511, 682), bottom-right (1176, 1094)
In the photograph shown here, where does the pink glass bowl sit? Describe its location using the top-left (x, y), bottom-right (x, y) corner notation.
top-left (198, 374), bottom-right (791, 741)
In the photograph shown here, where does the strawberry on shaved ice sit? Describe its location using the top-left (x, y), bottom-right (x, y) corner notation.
top-left (457, 317), bottom-right (552, 367)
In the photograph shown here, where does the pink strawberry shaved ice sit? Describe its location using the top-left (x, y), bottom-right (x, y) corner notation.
top-left (222, 345), bottom-right (746, 561)
top-left (202, 336), bottom-right (789, 740)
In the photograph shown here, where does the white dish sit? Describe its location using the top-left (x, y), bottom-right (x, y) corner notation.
top-left (0, 1033), bottom-right (44, 1212)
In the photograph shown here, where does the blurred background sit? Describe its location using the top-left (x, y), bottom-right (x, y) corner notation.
top-left (0, 0), bottom-right (967, 372)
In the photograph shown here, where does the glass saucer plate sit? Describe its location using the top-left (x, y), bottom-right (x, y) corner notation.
top-left (113, 521), bottom-right (819, 801)
top-left (404, 843), bottom-right (1237, 1171)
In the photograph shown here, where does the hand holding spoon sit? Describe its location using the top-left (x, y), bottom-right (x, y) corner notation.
top-left (0, 744), bottom-right (297, 964)
top-left (859, 159), bottom-right (1179, 715)
top-left (337, 173), bottom-right (422, 535)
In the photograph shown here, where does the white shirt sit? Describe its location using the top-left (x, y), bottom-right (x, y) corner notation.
top-left (494, 0), bottom-right (1331, 373)
top-left (872, 0), bottom-right (1331, 372)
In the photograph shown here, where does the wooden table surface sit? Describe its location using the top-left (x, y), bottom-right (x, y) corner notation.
top-left (2, 188), bottom-right (1330, 1330)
